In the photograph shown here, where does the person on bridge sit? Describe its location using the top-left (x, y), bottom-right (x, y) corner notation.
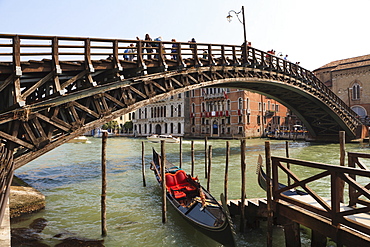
top-left (189, 38), bottom-right (196, 49)
top-left (171, 39), bottom-right (178, 60)
top-left (153, 36), bottom-right (162, 59)
top-left (124, 44), bottom-right (135, 61)
top-left (144, 34), bottom-right (153, 59)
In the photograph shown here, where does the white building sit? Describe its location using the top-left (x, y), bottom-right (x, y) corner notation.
top-left (132, 92), bottom-right (188, 137)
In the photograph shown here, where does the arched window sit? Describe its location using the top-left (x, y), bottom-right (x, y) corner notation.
top-left (178, 104), bottom-right (181, 117)
top-left (352, 82), bottom-right (360, 100)
top-left (352, 105), bottom-right (366, 117)
top-left (192, 103), bottom-right (195, 113)
top-left (238, 98), bottom-right (243, 109)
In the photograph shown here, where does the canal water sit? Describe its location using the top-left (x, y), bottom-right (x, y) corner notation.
top-left (12, 137), bottom-right (370, 246)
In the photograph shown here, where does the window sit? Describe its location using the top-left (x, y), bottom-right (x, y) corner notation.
top-left (238, 98), bottom-right (243, 109)
top-left (171, 105), bottom-right (174, 117)
top-left (192, 103), bottom-right (195, 113)
top-left (178, 123), bottom-right (181, 134)
top-left (178, 104), bottom-right (181, 117)
top-left (227, 100), bottom-right (231, 111)
top-left (257, 115), bottom-right (261, 125)
top-left (352, 82), bottom-right (360, 100)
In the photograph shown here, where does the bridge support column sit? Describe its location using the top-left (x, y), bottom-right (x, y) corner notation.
top-left (311, 230), bottom-right (327, 247)
top-left (278, 215), bottom-right (301, 247)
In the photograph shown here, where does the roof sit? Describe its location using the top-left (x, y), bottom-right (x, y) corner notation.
top-left (314, 54), bottom-right (370, 72)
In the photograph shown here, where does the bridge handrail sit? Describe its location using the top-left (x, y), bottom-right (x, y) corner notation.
top-left (0, 33), bottom-right (360, 125)
top-left (271, 155), bottom-right (370, 235)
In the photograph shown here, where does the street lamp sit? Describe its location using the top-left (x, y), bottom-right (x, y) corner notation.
top-left (226, 6), bottom-right (247, 45)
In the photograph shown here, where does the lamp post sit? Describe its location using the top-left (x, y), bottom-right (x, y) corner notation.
top-left (227, 6), bottom-right (247, 46)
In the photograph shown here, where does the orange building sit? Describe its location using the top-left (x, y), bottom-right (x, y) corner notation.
top-left (186, 88), bottom-right (301, 138)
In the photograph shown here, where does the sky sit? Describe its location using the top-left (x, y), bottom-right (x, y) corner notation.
top-left (1, 0), bottom-right (369, 71)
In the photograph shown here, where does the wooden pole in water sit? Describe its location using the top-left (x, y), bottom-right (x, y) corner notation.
top-left (142, 141), bottom-right (146, 187)
top-left (191, 140), bottom-right (195, 177)
top-left (205, 137), bottom-right (208, 178)
top-left (207, 145), bottom-right (212, 192)
top-left (240, 139), bottom-right (246, 233)
top-left (339, 131), bottom-right (345, 202)
top-left (160, 140), bottom-right (167, 223)
top-left (265, 141), bottom-right (273, 247)
top-left (285, 141), bottom-right (290, 186)
top-left (179, 137), bottom-right (183, 168)
top-left (224, 141), bottom-right (230, 202)
top-left (101, 131), bottom-right (108, 237)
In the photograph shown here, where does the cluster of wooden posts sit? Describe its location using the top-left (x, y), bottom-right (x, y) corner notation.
top-left (138, 137), bottom-right (251, 232)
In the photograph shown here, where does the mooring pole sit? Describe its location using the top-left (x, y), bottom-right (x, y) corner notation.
top-left (160, 140), bottom-right (167, 223)
top-left (224, 141), bottom-right (230, 202)
top-left (207, 145), bottom-right (212, 192)
top-left (339, 131), bottom-right (345, 202)
top-left (265, 141), bottom-right (273, 247)
top-left (205, 137), bottom-right (208, 178)
top-left (285, 141), bottom-right (290, 186)
top-left (101, 131), bottom-right (108, 237)
top-left (191, 140), bottom-right (195, 177)
top-left (142, 141), bottom-right (146, 187)
top-left (240, 139), bottom-right (246, 233)
top-left (179, 137), bottom-right (183, 168)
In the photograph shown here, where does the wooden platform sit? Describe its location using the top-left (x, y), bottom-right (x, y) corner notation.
top-left (289, 194), bottom-right (370, 227)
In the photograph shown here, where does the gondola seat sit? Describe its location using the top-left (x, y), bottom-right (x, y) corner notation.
top-left (165, 173), bottom-right (186, 199)
top-left (174, 170), bottom-right (197, 192)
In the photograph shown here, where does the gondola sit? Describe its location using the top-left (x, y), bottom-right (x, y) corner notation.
top-left (150, 149), bottom-right (236, 247)
top-left (256, 154), bottom-right (307, 196)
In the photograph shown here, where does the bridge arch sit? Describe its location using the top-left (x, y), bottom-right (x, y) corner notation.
top-left (0, 34), bottom-right (363, 168)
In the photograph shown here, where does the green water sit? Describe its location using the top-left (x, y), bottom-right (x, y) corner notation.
top-left (12, 137), bottom-right (370, 246)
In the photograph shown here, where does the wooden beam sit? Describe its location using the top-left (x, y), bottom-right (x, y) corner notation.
top-left (0, 130), bottom-right (34, 150)
top-left (21, 71), bottom-right (54, 99)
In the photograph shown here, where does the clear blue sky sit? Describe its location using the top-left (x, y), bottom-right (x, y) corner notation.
top-left (1, 0), bottom-right (369, 70)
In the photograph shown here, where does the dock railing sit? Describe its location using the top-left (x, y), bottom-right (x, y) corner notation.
top-left (347, 152), bottom-right (370, 207)
top-left (271, 155), bottom-right (370, 236)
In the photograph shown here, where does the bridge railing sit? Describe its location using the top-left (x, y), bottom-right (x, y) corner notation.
top-left (271, 156), bottom-right (370, 236)
top-left (0, 34), bottom-right (360, 125)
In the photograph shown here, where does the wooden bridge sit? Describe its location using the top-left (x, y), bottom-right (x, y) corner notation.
top-left (0, 34), bottom-right (364, 168)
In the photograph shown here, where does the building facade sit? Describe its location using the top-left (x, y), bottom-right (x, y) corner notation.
top-left (314, 54), bottom-right (370, 123)
top-left (187, 88), bottom-right (298, 138)
top-left (132, 92), bottom-right (189, 137)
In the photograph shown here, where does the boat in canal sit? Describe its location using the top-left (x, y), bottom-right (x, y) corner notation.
top-left (146, 134), bottom-right (179, 143)
top-left (150, 149), bottom-right (236, 247)
top-left (67, 136), bottom-right (89, 143)
top-left (256, 154), bottom-right (307, 196)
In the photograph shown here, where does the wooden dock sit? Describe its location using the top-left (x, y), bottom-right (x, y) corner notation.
top-left (229, 149), bottom-right (370, 247)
